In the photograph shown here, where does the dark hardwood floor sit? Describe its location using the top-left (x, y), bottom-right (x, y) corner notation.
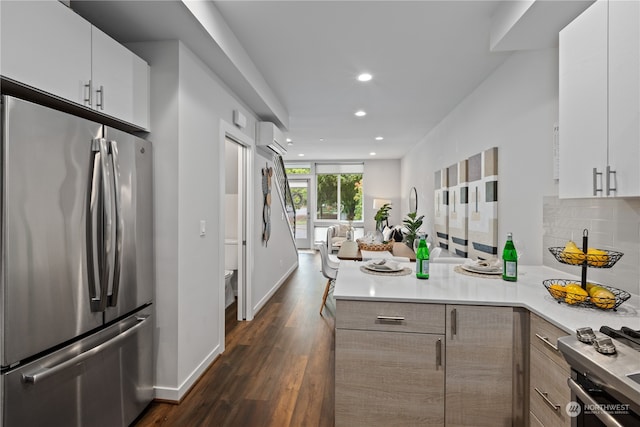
top-left (134, 251), bottom-right (335, 427)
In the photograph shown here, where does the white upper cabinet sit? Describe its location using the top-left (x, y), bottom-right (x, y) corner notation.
top-left (559, 0), bottom-right (639, 198)
top-left (91, 26), bottom-right (150, 130)
top-left (607, 0), bottom-right (640, 197)
top-left (1, 0), bottom-right (149, 130)
top-left (1, 0), bottom-right (92, 105)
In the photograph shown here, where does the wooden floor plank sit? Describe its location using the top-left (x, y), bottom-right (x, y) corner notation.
top-left (133, 252), bottom-right (335, 427)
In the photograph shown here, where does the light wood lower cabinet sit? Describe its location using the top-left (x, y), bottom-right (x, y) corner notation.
top-left (335, 329), bottom-right (445, 427)
top-left (335, 301), bottom-right (518, 426)
top-left (445, 305), bottom-right (515, 427)
top-left (335, 300), bottom-right (445, 427)
top-left (529, 314), bottom-right (571, 427)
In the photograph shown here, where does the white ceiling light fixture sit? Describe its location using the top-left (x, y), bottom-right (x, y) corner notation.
top-left (375, 136), bottom-right (384, 141)
top-left (298, 153), bottom-right (305, 157)
top-left (319, 138), bottom-right (324, 142)
top-left (370, 152), bottom-right (377, 156)
top-left (286, 138), bottom-right (292, 142)
top-left (357, 72), bottom-right (372, 82)
top-left (355, 110), bottom-right (367, 117)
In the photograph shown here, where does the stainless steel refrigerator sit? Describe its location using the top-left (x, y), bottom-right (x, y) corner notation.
top-left (0, 96), bottom-right (154, 426)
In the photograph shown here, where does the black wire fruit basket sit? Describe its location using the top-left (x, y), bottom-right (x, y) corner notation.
top-left (543, 279), bottom-right (631, 311)
top-left (548, 247), bottom-right (624, 269)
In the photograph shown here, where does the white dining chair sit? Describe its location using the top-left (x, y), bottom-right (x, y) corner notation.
top-left (318, 243), bottom-right (338, 315)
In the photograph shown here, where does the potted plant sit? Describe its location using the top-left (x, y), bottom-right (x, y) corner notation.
top-left (374, 203), bottom-right (392, 232)
top-left (402, 211), bottom-right (424, 249)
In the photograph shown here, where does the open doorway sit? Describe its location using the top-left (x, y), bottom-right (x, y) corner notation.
top-left (224, 137), bottom-right (249, 322)
top-left (289, 178), bottom-right (311, 249)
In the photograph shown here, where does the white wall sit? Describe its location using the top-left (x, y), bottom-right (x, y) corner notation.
top-left (401, 48), bottom-right (559, 265)
top-left (129, 40), bottom-right (298, 401)
top-left (363, 159), bottom-right (402, 232)
top-left (251, 150), bottom-right (299, 315)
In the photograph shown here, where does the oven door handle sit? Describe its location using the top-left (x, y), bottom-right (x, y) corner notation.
top-left (567, 378), bottom-right (624, 427)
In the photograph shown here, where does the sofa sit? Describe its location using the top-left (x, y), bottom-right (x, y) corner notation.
top-left (326, 224), bottom-right (351, 253)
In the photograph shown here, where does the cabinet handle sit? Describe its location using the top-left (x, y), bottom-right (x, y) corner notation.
top-left (96, 85), bottom-right (105, 110)
top-left (593, 168), bottom-right (603, 196)
top-left (534, 387), bottom-right (560, 411)
top-left (376, 315), bottom-right (405, 322)
top-left (535, 334), bottom-right (559, 352)
top-left (450, 308), bottom-right (457, 337)
top-left (436, 338), bottom-right (442, 369)
top-left (606, 166), bottom-right (616, 196)
top-left (84, 80), bottom-right (92, 106)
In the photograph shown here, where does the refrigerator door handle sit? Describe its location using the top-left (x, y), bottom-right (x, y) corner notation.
top-left (87, 138), bottom-right (110, 312)
top-left (21, 314), bottom-right (150, 385)
top-left (107, 140), bottom-right (123, 307)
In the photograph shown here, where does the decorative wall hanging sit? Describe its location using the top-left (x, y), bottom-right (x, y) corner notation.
top-left (262, 163), bottom-right (273, 246)
top-left (448, 160), bottom-right (469, 258)
top-left (467, 147), bottom-right (498, 260)
top-left (434, 168), bottom-right (449, 250)
top-left (434, 147), bottom-right (498, 260)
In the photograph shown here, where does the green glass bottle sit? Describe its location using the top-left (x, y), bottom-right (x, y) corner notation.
top-left (502, 232), bottom-right (518, 282)
top-left (416, 237), bottom-right (430, 279)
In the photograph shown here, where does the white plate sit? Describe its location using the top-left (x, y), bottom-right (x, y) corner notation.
top-left (461, 264), bottom-right (502, 275)
top-left (364, 261), bottom-right (404, 273)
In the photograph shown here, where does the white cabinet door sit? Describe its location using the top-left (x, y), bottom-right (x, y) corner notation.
top-left (0, 0), bottom-right (92, 105)
top-left (559, 0), bottom-right (608, 198)
top-left (607, 0), bottom-right (640, 197)
top-left (91, 26), bottom-right (134, 125)
top-left (91, 26), bottom-right (149, 130)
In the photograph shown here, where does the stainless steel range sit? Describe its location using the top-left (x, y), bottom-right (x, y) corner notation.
top-left (558, 326), bottom-right (640, 426)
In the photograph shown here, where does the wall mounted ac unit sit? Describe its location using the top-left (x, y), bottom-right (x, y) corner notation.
top-left (256, 122), bottom-right (287, 155)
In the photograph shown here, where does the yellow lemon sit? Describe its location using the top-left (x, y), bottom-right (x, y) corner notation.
top-left (561, 241), bottom-right (585, 265)
top-left (548, 283), bottom-right (566, 299)
top-left (587, 248), bottom-right (609, 267)
top-left (591, 289), bottom-right (616, 309)
top-left (587, 284), bottom-right (606, 297)
top-left (564, 286), bottom-right (588, 304)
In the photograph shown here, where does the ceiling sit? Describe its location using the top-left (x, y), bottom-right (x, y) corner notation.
top-left (71, 1), bottom-right (592, 161)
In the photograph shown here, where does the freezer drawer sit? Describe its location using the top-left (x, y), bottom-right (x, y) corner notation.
top-left (2, 309), bottom-right (153, 427)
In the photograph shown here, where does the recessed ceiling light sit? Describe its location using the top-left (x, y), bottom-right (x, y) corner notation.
top-left (287, 141), bottom-right (293, 146)
top-left (370, 152), bottom-right (377, 156)
top-left (319, 138), bottom-right (324, 142)
top-left (298, 153), bottom-right (305, 157)
top-left (357, 73), bottom-right (372, 82)
top-left (355, 110), bottom-right (366, 117)
top-left (286, 138), bottom-right (292, 142)
top-left (375, 136), bottom-right (384, 141)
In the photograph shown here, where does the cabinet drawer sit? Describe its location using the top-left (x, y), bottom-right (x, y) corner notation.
top-left (530, 313), bottom-right (570, 370)
top-left (530, 346), bottom-right (571, 427)
top-left (336, 300), bottom-right (445, 334)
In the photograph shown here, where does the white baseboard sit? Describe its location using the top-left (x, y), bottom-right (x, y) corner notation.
top-left (251, 260), bottom-right (299, 316)
top-left (153, 343), bottom-right (222, 402)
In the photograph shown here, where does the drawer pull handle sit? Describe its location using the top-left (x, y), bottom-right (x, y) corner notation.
top-left (451, 308), bottom-right (457, 337)
top-left (436, 338), bottom-right (442, 369)
top-left (534, 387), bottom-right (560, 411)
top-left (376, 315), bottom-right (405, 322)
top-left (535, 334), bottom-right (559, 352)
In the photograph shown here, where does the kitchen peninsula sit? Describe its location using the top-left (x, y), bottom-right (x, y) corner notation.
top-left (333, 261), bottom-right (640, 427)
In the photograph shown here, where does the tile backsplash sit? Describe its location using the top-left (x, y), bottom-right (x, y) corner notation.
top-left (543, 196), bottom-right (640, 295)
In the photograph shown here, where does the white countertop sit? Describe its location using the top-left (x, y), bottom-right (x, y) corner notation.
top-left (333, 261), bottom-right (640, 334)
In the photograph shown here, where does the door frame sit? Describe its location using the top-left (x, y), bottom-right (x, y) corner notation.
top-left (218, 120), bottom-right (254, 340)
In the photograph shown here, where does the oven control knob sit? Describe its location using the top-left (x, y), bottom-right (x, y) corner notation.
top-left (576, 327), bottom-right (596, 343)
top-left (593, 337), bottom-right (616, 355)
